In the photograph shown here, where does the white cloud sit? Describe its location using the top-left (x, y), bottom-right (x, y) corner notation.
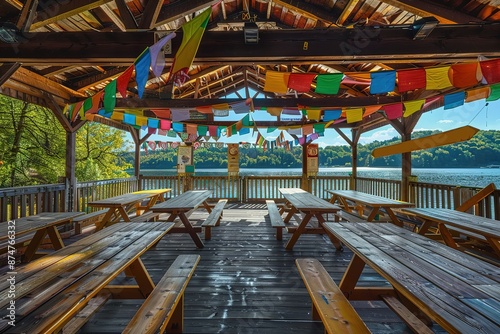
top-left (358, 127), bottom-right (398, 144)
top-left (438, 119), bottom-right (454, 124)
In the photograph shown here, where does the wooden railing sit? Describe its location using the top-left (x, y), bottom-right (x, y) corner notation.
top-left (75, 177), bottom-right (138, 213)
top-left (0, 183), bottom-right (67, 221)
top-left (1, 174), bottom-right (498, 221)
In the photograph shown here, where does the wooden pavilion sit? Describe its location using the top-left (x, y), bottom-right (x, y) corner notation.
top-left (1, 1), bottom-right (500, 203)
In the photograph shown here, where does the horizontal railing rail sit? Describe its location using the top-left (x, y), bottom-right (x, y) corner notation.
top-left (0, 183), bottom-right (67, 221)
top-left (2, 174), bottom-right (498, 221)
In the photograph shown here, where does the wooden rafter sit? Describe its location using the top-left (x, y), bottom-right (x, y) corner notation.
top-left (114, 0), bottom-right (138, 29)
top-left (139, 0), bottom-right (164, 29)
top-left (16, 0), bottom-right (38, 32)
top-left (0, 63), bottom-right (21, 86)
top-left (154, 0), bottom-right (220, 27)
top-left (100, 4), bottom-right (126, 32)
top-left (272, 0), bottom-right (335, 24)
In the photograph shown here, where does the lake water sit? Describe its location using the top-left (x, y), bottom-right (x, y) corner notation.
top-left (138, 167), bottom-right (500, 188)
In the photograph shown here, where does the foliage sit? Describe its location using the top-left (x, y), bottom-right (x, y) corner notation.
top-left (0, 95), bottom-right (132, 187)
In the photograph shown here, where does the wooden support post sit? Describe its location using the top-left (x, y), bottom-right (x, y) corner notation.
top-left (66, 131), bottom-right (77, 211)
top-left (301, 143), bottom-right (309, 191)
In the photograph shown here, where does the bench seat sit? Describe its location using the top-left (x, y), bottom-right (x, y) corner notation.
top-left (266, 200), bottom-right (285, 240)
top-left (201, 199), bottom-right (228, 240)
top-left (123, 254), bottom-right (200, 334)
top-left (334, 210), bottom-right (368, 223)
top-left (73, 209), bottom-right (108, 234)
top-left (130, 211), bottom-right (161, 223)
top-left (295, 258), bottom-right (371, 334)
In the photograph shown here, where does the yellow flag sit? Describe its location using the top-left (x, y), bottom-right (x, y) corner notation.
top-left (170, 8), bottom-right (212, 86)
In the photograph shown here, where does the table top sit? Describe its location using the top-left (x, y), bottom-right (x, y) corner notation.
top-left (328, 189), bottom-right (414, 208)
top-left (132, 188), bottom-right (171, 195)
top-left (279, 188), bottom-right (340, 213)
top-left (403, 207), bottom-right (500, 238)
top-left (150, 190), bottom-right (212, 212)
top-left (0, 212), bottom-right (84, 240)
top-left (0, 222), bottom-right (174, 332)
top-left (88, 192), bottom-right (164, 207)
top-left (323, 222), bottom-right (500, 334)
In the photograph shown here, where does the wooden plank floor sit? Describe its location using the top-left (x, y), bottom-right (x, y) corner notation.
top-left (13, 203), bottom-right (448, 333)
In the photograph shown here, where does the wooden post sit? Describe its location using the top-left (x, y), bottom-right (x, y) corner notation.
top-left (401, 132), bottom-right (412, 202)
top-left (301, 143), bottom-right (309, 191)
top-left (130, 127), bottom-right (151, 191)
top-left (65, 131), bottom-right (77, 211)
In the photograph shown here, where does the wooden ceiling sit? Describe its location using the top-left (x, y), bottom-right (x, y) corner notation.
top-left (0, 0), bottom-right (499, 131)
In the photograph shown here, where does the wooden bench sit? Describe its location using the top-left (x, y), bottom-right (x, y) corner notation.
top-left (265, 200), bottom-right (286, 240)
top-left (295, 258), bottom-right (371, 334)
top-left (73, 209), bottom-right (108, 234)
top-left (130, 211), bottom-right (161, 223)
top-left (201, 199), bottom-right (228, 240)
top-left (333, 209), bottom-right (368, 223)
top-left (122, 254), bottom-right (200, 334)
top-left (0, 222), bottom-right (175, 333)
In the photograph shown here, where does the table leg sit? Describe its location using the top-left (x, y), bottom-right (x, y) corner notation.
top-left (384, 208), bottom-right (403, 227)
top-left (178, 213), bottom-right (204, 248)
top-left (96, 209), bottom-right (117, 231)
top-left (22, 229), bottom-right (47, 262)
top-left (486, 237), bottom-right (500, 257)
top-left (437, 224), bottom-right (459, 249)
top-left (339, 254), bottom-right (365, 299)
top-left (283, 206), bottom-right (297, 223)
top-left (46, 225), bottom-right (65, 250)
top-left (315, 213), bottom-right (343, 251)
top-left (417, 219), bottom-right (433, 235)
top-left (201, 201), bottom-right (213, 213)
top-left (365, 207), bottom-right (381, 222)
top-left (117, 206), bottom-right (132, 222)
top-left (127, 258), bottom-right (155, 297)
top-left (285, 212), bottom-right (314, 250)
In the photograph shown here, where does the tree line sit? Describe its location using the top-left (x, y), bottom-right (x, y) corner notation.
top-left (131, 130), bottom-right (500, 170)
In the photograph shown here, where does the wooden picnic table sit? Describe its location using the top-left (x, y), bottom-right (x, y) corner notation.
top-left (323, 222), bottom-right (500, 334)
top-left (0, 222), bottom-right (175, 333)
top-left (402, 207), bottom-right (500, 257)
top-left (278, 188), bottom-right (342, 250)
top-left (87, 188), bottom-right (171, 230)
top-left (150, 189), bottom-right (213, 248)
top-left (328, 189), bottom-right (414, 225)
top-left (132, 188), bottom-right (171, 214)
top-left (0, 211), bottom-right (84, 262)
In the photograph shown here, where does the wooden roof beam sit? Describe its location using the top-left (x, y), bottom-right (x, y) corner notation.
top-left (272, 0), bottom-right (335, 25)
top-left (379, 0), bottom-right (482, 24)
top-left (2, 25), bottom-right (500, 65)
top-left (139, 0), bottom-right (164, 29)
top-left (0, 63), bottom-right (21, 86)
top-left (31, 0), bottom-right (115, 30)
top-left (16, 0), bottom-right (38, 32)
top-left (154, 0), bottom-right (220, 27)
top-left (114, 0), bottom-right (138, 30)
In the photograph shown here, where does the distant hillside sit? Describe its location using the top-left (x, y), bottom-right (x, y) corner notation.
top-left (121, 130), bottom-right (500, 169)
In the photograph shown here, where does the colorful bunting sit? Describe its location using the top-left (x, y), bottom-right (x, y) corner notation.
top-left (315, 73), bottom-right (342, 94)
top-left (465, 87), bottom-right (490, 102)
top-left (426, 66), bottom-right (452, 90)
top-left (403, 99), bottom-right (424, 117)
top-left (169, 7), bottom-right (212, 86)
top-left (444, 91), bottom-right (466, 109)
top-left (370, 70), bottom-right (396, 94)
top-left (449, 63), bottom-right (480, 88)
top-left (382, 103), bottom-right (403, 120)
top-left (486, 83), bottom-right (500, 101)
top-left (134, 49), bottom-right (151, 98)
top-left (322, 109), bottom-right (342, 121)
top-left (103, 80), bottom-right (117, 113)
top-left (288, 73), bottom-right (316, 92)
top-left (397, 68), bottom-right (426, 92)
top-left (480, 58), bottom-right (500, 84)
top-left (116, 66), bottom-right (134, 98)
top-left (149, 32), bottom-right (176, 77)
top-left (264, 71), bottom-right (290, 94)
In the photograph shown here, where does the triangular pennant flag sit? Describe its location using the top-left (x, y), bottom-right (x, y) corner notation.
top-left (169, 8), bottom-right (212, 86)
top-left (116, 66), bottom-right (134, 98)
top-left (88, 90), bottom-right (103, 114)
top-left (71, 101), bottom-right (84, 122)
top-left (103, 79), bottom-right (117, 113)
top-left (315, 73), bottom-right (342, 94)
top-left (443, 91), bottom-right (465, 109)
top-left (370, 70), bottom-right (396, 94)
top-left (149, 32), bottom-right (176, 77)
top-left (264, 71), bottom-right (290, 94)
top-left (403, 99), bottom-right (424, 117)
top-left (363, 105), bottom-right (381, 117)
top-left (134, 49), bottom-right (151, 98)
top-left (397, 68), bottom-right (426, 92)
top-left (426, 66), bottom-right (452, 90)
top-left (288, 73), bottom-right (316, 92)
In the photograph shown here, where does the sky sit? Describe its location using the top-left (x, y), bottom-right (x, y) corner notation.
top-left (131, 90), bottom-right (499, 148)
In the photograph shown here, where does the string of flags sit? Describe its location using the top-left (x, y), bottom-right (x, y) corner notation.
top-left (60, 4), bottom-right (500, 149)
